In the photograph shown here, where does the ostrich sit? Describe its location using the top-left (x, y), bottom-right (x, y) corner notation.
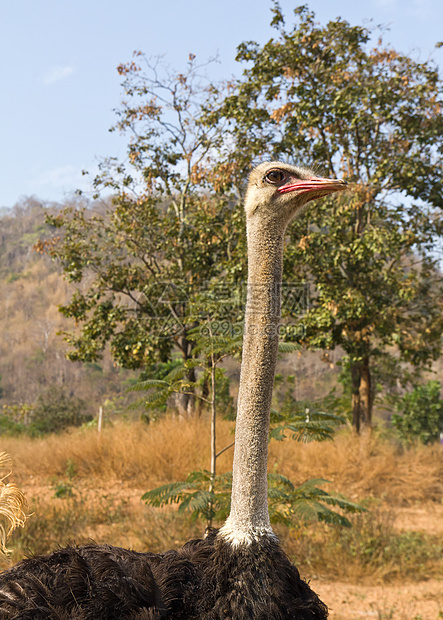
top-left (0, 162), bottom-right (347, 619)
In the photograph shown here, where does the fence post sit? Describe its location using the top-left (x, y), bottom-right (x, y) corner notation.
top-left (98, 405), bottom-right (103, 434)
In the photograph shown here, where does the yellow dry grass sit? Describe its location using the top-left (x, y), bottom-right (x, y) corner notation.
top-left (2, 418), bottom-right (442, 505)
top-left (269, 430), bottom-right (443, 504)
top-left (0, 417), bottom-right (234, 486)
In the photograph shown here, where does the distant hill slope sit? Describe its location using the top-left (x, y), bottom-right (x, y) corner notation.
top-left (0, 198), bottom-right (138, 416)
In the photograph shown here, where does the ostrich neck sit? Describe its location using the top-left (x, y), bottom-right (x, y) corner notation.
top-left (221, 215), bottom-right (285, 545)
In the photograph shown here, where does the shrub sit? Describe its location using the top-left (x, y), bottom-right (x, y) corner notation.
top-left (0, 415), bottom-right (25, 436)
top-left (29, 387), bottom-right (92, 435)
top-left (392, 381), bottom-right (443, 445)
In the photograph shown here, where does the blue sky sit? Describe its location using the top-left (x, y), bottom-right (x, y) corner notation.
top-left (1, 0), bottom-right (442, 208)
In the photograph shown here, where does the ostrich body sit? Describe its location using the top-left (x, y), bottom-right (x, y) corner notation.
top-left (0, 163), bottom-right (346, 619)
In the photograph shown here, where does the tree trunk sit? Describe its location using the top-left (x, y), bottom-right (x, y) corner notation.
top-left (175, 365), bottom-right (197, 418)
top-left (175, 333), bottom-right (197, 417)
top-left (351, 362), bottom-right (362, 433)
top-left (359, 356), bottom-right (373, 429)
top-left (350, 357), bottom-right (373, 433)
top-left (197, 363), bottom-right (210, 417)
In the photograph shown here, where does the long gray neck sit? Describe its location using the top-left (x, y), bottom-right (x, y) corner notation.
top-left (220, 214), bottom-right (285, 546)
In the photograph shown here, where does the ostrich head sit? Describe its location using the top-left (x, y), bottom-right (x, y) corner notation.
top-left (244, 162), bottom-right (347, 227)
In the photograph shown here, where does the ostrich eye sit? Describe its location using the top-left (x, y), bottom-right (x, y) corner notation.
top-left (264, 169), bottom-right (286, 184)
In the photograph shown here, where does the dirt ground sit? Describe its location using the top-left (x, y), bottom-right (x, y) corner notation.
top-left (315, 579), bottom-right (442, 619)
top-left (315, 502), bottom-right (443, 618)
top-left (303, 501), bottom-right (443, 619)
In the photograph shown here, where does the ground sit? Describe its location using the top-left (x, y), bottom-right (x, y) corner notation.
top-left (316, 579), bottom-right (442, 619)
top-left (315, 502), bottom-right (443, 619)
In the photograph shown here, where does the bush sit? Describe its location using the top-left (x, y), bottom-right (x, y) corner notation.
top-left (0, 415), bottom-right (25, 436)
top-left (29, 387), bottom-right (92, 435)
top-left (0, 403), bottom-right (32, 436)
top-left (392, 381), bottom-right (443, 445)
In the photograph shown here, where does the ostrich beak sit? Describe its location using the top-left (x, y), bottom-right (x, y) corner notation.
top-left (277, 177), bottom-right (348, 201)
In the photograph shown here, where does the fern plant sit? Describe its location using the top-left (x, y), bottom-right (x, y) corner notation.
top-left (143, 471), bottom-right (365, 530)
top-left (267, 475), bottom-right (364, 528)
top-left (142, 471), bottom-right (233, 526)
top-left (269, 408), bottom-right (345, 443)
top-left (270, 374), bottom-right (346, 442)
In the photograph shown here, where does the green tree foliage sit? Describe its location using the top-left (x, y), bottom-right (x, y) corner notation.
top-left (215, 3), bottom-right (443, 431)
top-left (143, 471), bottom-right (364, 530)
top-left (0, 404), bottom-right (33, 436)
top-left (267, 475), bottom-right (363, 528)
top-left (392, 380), bottom-right (443, 445)
top-left (0, 410), bottom-right (25, 436)
top-left (142, 470), bottom-right (233, 527)
top-left (269, 407), bottom-right (344, 443)
top-left (41, 56), bottom-right (243, 416)
top-left (270, 373), bottom-right (345, 441)
top-left (39, 5), bottom-right (443, 435)
top-left (136, 319), bottom-right (240, 527)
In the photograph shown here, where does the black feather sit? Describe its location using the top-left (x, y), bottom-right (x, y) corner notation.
top-left (0, 530), bottom-right (326, 619)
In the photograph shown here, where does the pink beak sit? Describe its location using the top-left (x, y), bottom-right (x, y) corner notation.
top-left (277, 177), bottom-right (347, 200)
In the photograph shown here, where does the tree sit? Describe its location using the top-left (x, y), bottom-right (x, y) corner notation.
top-left (138, 318), bottom-right (240, 528)
top-left (215, 3), bottom-right (443, 431)
top-left (41, 55), bottom-right (244, 416)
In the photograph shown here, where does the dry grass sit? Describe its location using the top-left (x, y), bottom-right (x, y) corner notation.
top-left (3, 419), bottom-right (442, 505)
top-left (280, 509), bottom-right (443, 583)
top-left (0, 495), bottom-right (203, 572)
top-left (2, 417), bottom-right (442, 503)
top-left (0, 417), bottom-right (235, 485)
top-left (269, 430), bottom-right (443, 505)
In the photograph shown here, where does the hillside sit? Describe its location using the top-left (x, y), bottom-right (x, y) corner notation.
top-left (0, 198), bottom-right (139, 416)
